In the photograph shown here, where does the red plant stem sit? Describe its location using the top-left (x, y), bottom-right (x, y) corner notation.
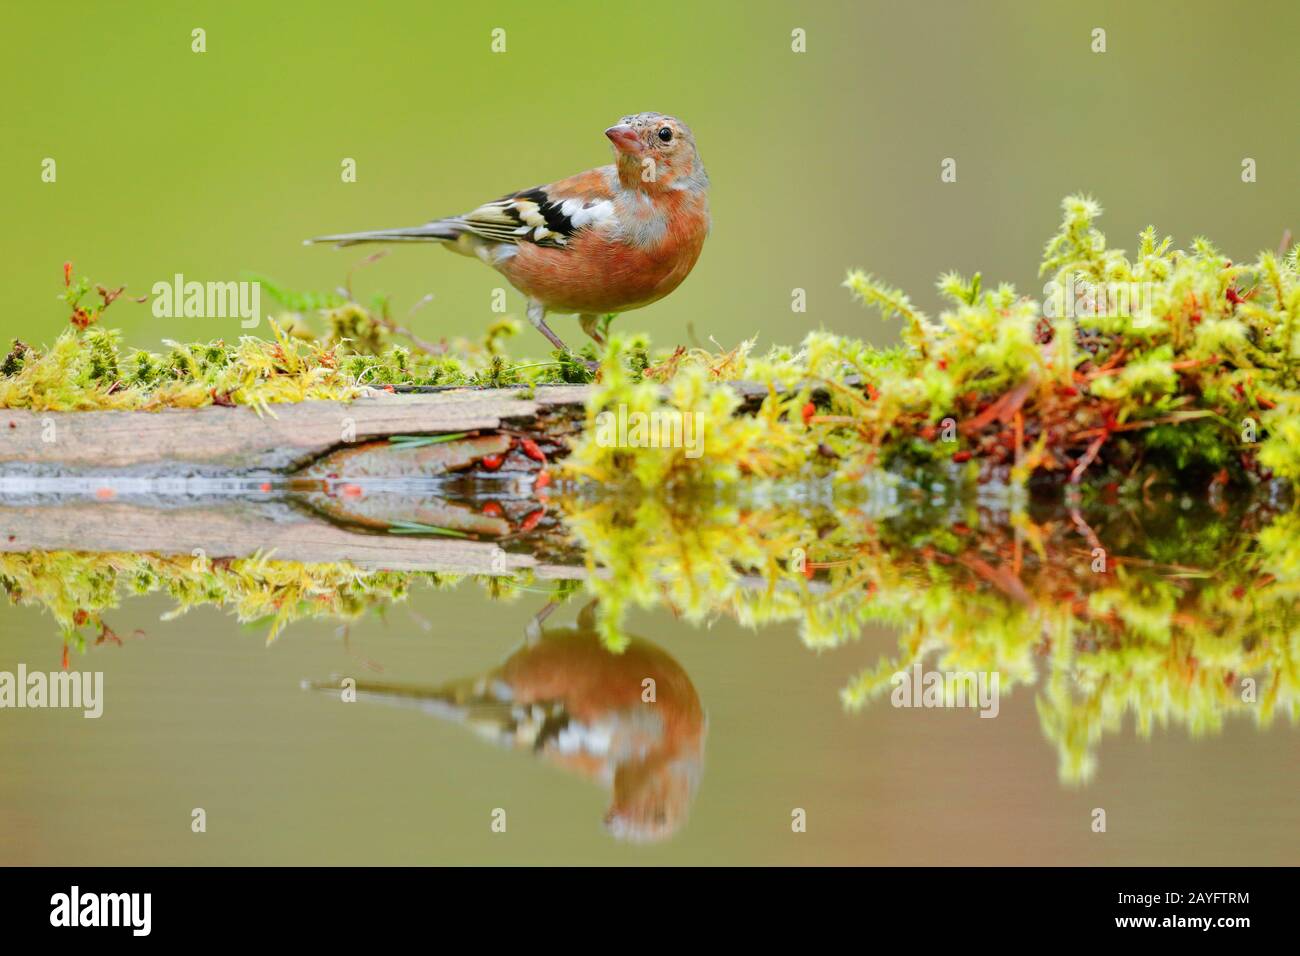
top-left (1068, 507), bottom-right (1104, 553)
top-left (1070, 434), bottom-right (1107, 484)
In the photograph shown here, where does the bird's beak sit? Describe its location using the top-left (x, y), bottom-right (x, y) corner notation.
top-left (604, 124), bottom-right (642, 155)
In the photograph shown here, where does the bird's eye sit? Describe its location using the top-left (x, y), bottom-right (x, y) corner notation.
top-left (657, 127), bottom-right (673, 143)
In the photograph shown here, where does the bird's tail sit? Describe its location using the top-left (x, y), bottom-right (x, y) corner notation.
top-left (302, 673), bottom-right (488, 715)
top-left (301, 674), bottom-right (543, 747)
top-left (304, 221), bottom-right (461, 247)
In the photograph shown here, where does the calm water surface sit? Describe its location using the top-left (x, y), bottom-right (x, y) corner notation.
top-left (2, 494), bottom-right (1298, 865)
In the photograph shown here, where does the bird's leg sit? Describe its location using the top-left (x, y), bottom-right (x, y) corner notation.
top-left (576, 598), bottom-right (599, 631)
top-left (578, 313), bottom-right (606, 346)
top-left (526, 300), bottom-right (573, 353)
top-left (524, 600), bottom-right (562, 646)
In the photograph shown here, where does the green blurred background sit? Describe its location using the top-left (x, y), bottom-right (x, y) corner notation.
top-left (2, 0), bottom-right (1296, 352)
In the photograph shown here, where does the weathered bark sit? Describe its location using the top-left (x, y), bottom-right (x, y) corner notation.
top-left (0, 500), bottom-right (827, 599)
top-left (0, 500), bottom-right (586, 578)
top-left (0, 386), bottom-right (591, 472)
top-left (0, 378), bottom-right (799, 473)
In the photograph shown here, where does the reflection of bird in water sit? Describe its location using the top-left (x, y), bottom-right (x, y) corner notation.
top-left (306, 601), bottom-right (705, 842)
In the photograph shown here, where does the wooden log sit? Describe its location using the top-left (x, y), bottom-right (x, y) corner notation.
top-left (0, 500), bottom-right (829, 598)
top-left (0, 377), bottom-right (808, 473)
top-left (0, 386), bottom-right (591, 472)
top-left (0, 500), bottom-right (586, 579)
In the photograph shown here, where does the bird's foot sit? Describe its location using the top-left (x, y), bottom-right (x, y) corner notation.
top-left (579, 313), bottom-right (611, 347)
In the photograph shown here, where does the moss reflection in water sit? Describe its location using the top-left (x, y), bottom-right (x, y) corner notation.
top-left (0, 549), bottom-right (571, 647)
top-left (562, 486), bottom-right (1300, 784)
top-left (3, 489), bottom-right (1297, 787)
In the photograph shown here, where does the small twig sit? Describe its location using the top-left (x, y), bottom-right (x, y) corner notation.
top-left (1069, 409), bottom-right (1216, 442)
top-left (406, 293), bottom-right (435, 319)
top-left (345, 250), bottom-right (389, 300)
top-left (1068, 506), bottom-right (1104, 553)
top-left (960, 379), bottom-right (1033, 435)
top-left (372, 312), bottom-right (446, 356)
top-left (1012, 411), bottom-right (1024, 470)
top-left (1070, 433), bottom-right (1107, 484)
top-left (341, 250), bottom-right (444, 355)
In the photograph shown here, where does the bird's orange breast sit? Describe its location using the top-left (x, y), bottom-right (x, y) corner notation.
top-left (496, 194), bottom-right (708, 315)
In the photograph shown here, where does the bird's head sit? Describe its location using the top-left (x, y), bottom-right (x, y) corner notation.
top-left (605, 112), bottom-right (708, 194)
top-left (603, 751), bottom-right (703, 843)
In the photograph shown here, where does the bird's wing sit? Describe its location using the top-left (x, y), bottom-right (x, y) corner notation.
top-left (453, 169), bottom-right (618, 249)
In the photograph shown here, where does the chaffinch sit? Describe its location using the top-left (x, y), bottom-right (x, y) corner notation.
top-left (307, 601), bottom-right (706, 843)
top-left (308, 113), bottom-right (710, 352)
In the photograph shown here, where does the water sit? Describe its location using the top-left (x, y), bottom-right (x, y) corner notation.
top-left (2, 485), bottom-right (1297, 865)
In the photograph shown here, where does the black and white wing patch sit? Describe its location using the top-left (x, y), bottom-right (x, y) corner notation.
top-left (453, 188), bottom-right (614, 248)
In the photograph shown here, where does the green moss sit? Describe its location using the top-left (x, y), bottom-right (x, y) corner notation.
top-left (0, 269), bottom-right (605, 411)
top-left (563, 195), bottom-right (1299, 491)
top-left (0, 549), bottom-right (533, 647)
